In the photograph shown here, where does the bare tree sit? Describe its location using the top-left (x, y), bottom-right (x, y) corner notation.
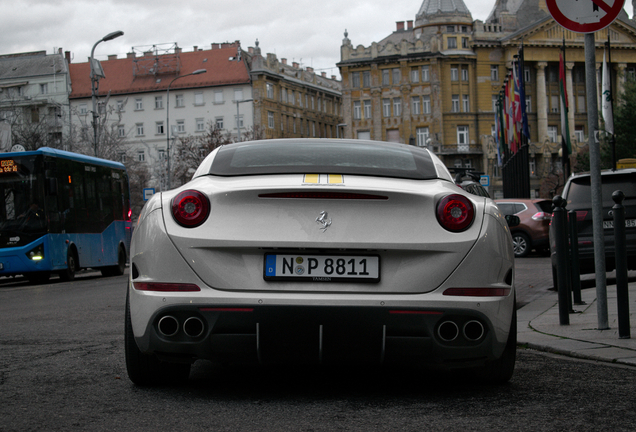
top-left (0, 94), bottom-right (64, 151)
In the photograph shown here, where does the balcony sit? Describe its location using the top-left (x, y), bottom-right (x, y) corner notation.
top-left (439, 144), bottom-right (483, 155)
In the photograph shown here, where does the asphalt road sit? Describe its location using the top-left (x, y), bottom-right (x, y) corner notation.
top-left (1, 265), bottom-right (636, 431)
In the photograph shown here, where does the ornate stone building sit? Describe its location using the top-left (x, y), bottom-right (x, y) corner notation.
top-left (245, 41), bottom-right (343, 140)
top-left (338, 0), bottom-right (636, 198)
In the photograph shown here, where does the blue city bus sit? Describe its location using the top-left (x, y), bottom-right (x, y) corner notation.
top-left (0, 147), bottom-right (132, 283)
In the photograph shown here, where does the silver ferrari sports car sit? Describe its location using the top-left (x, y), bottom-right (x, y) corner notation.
top-left (125, 139), bottom-right (516, 385)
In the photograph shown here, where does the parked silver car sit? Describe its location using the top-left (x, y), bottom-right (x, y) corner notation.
top-left (125, 139), bottom-right (517, 385)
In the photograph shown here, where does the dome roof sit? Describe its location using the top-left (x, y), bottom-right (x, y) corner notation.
top-left (415, 0), bottom-right (473, 26)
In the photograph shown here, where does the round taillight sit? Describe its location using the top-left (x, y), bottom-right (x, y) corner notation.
top-left (436, 194), bottom-right (475, 232)
top-left (171, 190), bottom-right (210, 228)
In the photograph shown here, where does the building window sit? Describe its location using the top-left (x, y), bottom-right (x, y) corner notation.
top-left (447, 25), bottom-right (455, 32)
top-left (548, 126), bottom-right (558, 143)
top-left (158, 149), bottom-right (166, 161)
top-left (491, 65), bottom-right (499, 81)
top-left (234, 88), bottom-right (244, 101)
top-left (452, 95), bottom-right (460, 112)
top-left (410, 68), bottom-right (420, 83)
top-left (363, 100), bottom-right (372, 119)
top-left (462, 37), bottom-right (469, 49)
top-left (526, 96), bottom-right (532, 113)
top-left (462, 25), bottom-right (469, 33)
top-left (529, 157), bottom-right (536, 177)
top-left (363, 71), bottom-right (371, 87)
top-left (118, 125), bottom-right (126, 137)
top-left (457, 126), bottom-right (469, 145)
top-left (447, 37), bottom-right (457, 49)
top-left (525, 67), bottom-right (531, 83)
top-left (352, 72), bottom-right (360, 88)
top-left (353, 101), bottom-right (361, 120)
top-left (421, 65), bottom-right (429, 82)
top-left (416, 127), bottom-right (430, 147)
top-left (235, 115), bottom-right (244, 129)
top-left (492, 95), bottom-right (498, 112)
top-left (79, 104), bottom-right (87, 115)
top-left (382, 70), bottom-right (390, 86)
top-left (577, 95), bottom-right (586, 113)
top-left (118, 153), bottom-right (126, 163)
top-left (214, 91), bottom-right (223, 104)
top-left (393, 98), bottom-right (401, 116)
top-left (462, 95), bottom-right (470, 112)
top-left (135, 98), bottom-right (143, 110)
top-left (212, 117), bottom-right (222, 130)
top-left (266, 83), bottom-right (274, 99)
top-left (156, 121), bottom-right (164, 134)
top-left (412, 96), bottom-right (421, 115)
top-left (175, 94), bottom-right (184, 107)
top-left (195, 92), bottom-right (205, 105)
top-left (382, 99), bottom-right (391, 117)
top-left (268, 111), bottom-right (275, 129)
top-left (422, 95), bottom-right (431, 114)
top-left (155, 96), bottom-right (163, 109)
top-left (451, 67), bottom-right (459, 81)
top-left (196, 118), bottom-right (205, 131)
top-left (40, 83), bottom-right (48, 94)
top-left (550, 95), bottom-right (560, 113)
top-left (392, 68), bottom-right (401, 85)
top-left (177, 120), bottom-right (185, 133)
top-left (136, 123), bottom-right (144, 136)
top-left (461, 66), bottom-right (469, 81)
top-left (116, 100), bottom-right (125, 112)
top-left (575, 125), bottom-right (585, 142)
top-left (137, 151), bottom-right (145, 162)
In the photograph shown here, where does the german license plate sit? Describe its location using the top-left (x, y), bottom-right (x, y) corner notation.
top-left (264, 254), bottom-right (380, 282)
top-left (603, 219), bottom-right (636, 229)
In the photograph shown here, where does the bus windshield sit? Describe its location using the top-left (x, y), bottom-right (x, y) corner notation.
top-left (0, 156), bottom-right (47, 247)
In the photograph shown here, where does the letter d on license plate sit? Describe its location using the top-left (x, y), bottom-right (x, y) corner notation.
top-left (264, 254), bottom-right (380, 283)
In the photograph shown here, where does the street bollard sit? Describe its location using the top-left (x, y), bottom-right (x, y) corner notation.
top-left (612, 190), bottom-right (631, 339)
top-left (568, 209), bottom-right (584, 305)
top-left (552, 196), bottom-right (570, 325)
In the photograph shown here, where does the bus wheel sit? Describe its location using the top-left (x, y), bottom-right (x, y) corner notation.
top-left (59, 249), bottom-right (77, 282)
top-left (102, 246), bottom-right (126, 277)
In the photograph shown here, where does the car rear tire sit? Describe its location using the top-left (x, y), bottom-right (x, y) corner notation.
top-left (478, 308), bottom-right (516, 384)
top-left (102, 246), bottom-right (126, 277)
top-left (511, 232), bottom-right (531, 257)
top-left (125, 291), bottom-right (191, 386)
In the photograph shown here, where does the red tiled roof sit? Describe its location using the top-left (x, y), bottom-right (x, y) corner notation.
top-left (69, 45), bottom-right (250, 99)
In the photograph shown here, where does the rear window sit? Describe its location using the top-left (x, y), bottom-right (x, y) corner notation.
top-left (566, 172), bottom-right (636, 208)
top-left (209, 140), bottom-right (439, 180)
top-left (534, 200), bottom-right (553, 213)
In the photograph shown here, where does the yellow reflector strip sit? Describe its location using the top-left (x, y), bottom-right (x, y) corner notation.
top-left (304, 174), bottom-right (320, 184)
top-left (328, 174), bottom-right (343, 184)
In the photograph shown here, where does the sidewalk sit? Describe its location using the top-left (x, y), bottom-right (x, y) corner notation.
top-left (517, 281), bottom-right (636, 366)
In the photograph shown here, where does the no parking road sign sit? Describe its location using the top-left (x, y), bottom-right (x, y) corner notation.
top-left (547, 0), bottom-right (624, 33)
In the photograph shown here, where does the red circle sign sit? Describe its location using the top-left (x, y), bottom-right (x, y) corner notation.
top-left (547, 0), bottom-right (624, 33)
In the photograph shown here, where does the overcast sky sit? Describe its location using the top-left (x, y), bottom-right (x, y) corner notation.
top-left (2, 0), bottom-right (633, 79)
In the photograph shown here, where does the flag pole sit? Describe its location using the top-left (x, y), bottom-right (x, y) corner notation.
top-left (607, 33), bottom-right (616, 170)
top-left (560, 35), bottom-right (571, 180)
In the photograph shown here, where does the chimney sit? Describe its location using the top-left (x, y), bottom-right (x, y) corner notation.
top-left (248, 47), bottom-right (254, 54)
top-left (108, 54), bottom-right (117, 61)
top-left (397, 21), bottom-right (405, 31)
top-left (58, 48), bottom-right (63, 54)
top-left (127, 52), bottom-right (136, 59)
top-left (306, 66), bottom-right (314, 73)
top-left (321, 72), bottom-right (326, 77)
top-left (193, 46), bottom-right (198, 51)
top-left (281, 58), bottom-right (287, 65)
top-left (292, 62), bottom-right (299, 69)
top-left (65, 51), bottom-right (71, 64)
top-left (407, 20), bottom-right (413, 29)
top-left (176, 47), bottom-right (182, 54)
top-left (331, 75), bottom-right (336, 80)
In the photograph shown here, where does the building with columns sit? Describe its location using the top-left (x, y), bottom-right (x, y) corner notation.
top-left (338, 0), bottom-right (636, 198)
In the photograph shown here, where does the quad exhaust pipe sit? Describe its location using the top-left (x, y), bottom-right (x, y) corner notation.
top-left (157, 315), bottom-right (205, 338)
top-left (437, 319), bottom-right (485, 343)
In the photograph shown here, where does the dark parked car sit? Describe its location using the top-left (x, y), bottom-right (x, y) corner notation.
top-left (549, 169), bottom-right (636, 280)
top-left (495, 199), bottom-right (553, 257)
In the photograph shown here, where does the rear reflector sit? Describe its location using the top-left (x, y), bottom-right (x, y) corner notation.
top-left (576, 211), bottom-right (588, 221)
top-left (258, 192), bottom-right (388, 200)
top-left (389, 310), bottom-right (443, 315)
top-left (132, 282), bottom-right (201, 292)
top-left (443, 288), bottom-right (511, 297)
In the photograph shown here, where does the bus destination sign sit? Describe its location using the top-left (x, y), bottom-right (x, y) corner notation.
top-left (0, 160), bottom-right (18, 174)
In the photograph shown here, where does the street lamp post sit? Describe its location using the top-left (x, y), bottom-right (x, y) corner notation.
top-left (90, 30), bottom-right (124, 157)
top-left (236, 98), bottom-right (253, 142)
top-left (166, 69), bottom-right (207, 190)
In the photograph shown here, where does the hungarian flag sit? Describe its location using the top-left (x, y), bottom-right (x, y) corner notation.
top-left (559, 51), bottom-right (571, 155)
